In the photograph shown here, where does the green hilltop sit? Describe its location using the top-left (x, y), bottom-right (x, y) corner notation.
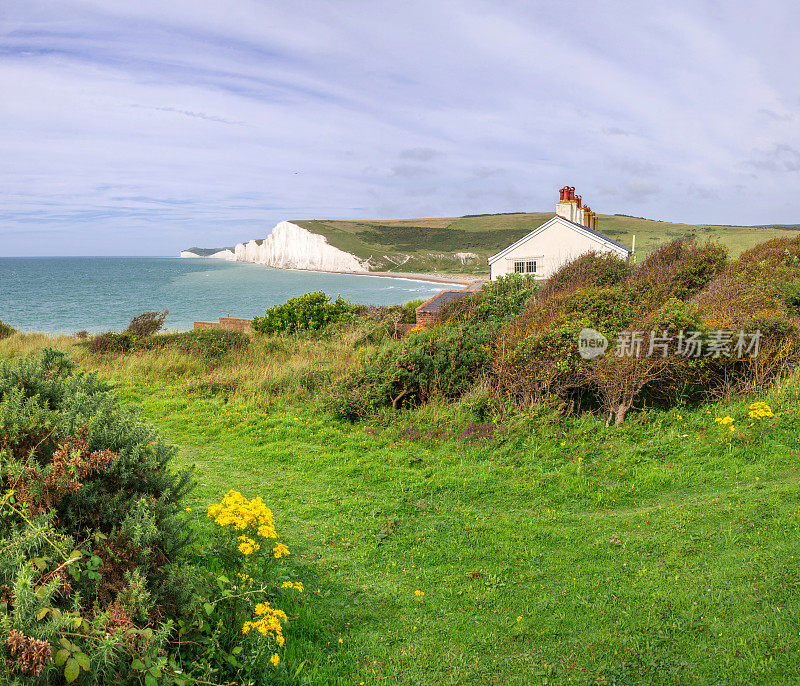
top-left (292, 213), bottom-right (800, 274)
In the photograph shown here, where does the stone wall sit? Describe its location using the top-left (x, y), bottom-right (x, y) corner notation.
top-left (193, 317), bottom-right (253, 333)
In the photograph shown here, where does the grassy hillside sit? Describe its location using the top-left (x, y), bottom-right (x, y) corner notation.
top-left (4, 324), bottom-right (800, 684)
top-left (293, 213), bottom-right (800, 274)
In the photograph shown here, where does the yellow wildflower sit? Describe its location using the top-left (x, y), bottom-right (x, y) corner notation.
top-left (714, 416), bottom-right (735, 425)
top-left (273, 541), bottom-right (290, 558)
top-left (748, 402), bottom-right (774, 419)
top-left (270, 653), bottom-right (280, 666)
top-left (237, 535), bottom-right (260, 555)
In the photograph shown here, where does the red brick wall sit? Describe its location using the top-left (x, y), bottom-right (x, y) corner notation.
top-left (415, 310), bottom-right (438, 328)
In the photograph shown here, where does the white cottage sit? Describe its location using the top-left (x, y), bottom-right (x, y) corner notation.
top-left (487, 187), bottom-right (632, 281)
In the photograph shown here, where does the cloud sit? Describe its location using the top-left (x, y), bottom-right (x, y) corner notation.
top-left (2, 0), bottom-right (800, 255)
top-left (142, 105), bottom-right (246, 126)
top-left (390, 164), bottom-right (435, 178)
top-left (399, 147), bottom-right (440, 161)
top-left (746, 144), bottom-right (800, 172)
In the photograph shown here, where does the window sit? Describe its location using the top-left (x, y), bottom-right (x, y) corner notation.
top-left (514, 260), bottom-right (538, 274)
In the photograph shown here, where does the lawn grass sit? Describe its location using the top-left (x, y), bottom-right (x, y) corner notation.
top-left (3, 334), bottom-right (800, 684)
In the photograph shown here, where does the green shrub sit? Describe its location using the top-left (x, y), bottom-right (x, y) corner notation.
top-left (252, 292), bottom-right (356, 334)
top-left (629, 238), bottom-right (729, 301)
top-left (140, 329), bottom-right (249, 359)
top-left (491, 237), bottom-right (797, 422)
top-left (540, 251), bottom-right (632, 297)
top-left (0, 349), bottom-right (193, 683)
top-left (334, 324), bottom-right (489, 419)
top-left (477, 273), bottom-right (539, 323)
top-left (86, 331), bottom-right (135, 354)
top-left (124, 310), bottom-right (169, 337)
top-left (0, 321), bottom-right (16, 340)
top-left (0, 349), bottom-right (302, 684)
top-left (439, 274), bottom-right (539, 326)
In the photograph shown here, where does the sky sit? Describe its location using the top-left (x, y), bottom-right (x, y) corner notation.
top-left (2, 0), bottom-right (800, 256)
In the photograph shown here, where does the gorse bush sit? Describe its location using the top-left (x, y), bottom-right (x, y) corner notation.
top-left (251, 292), bottom-right (356, 334)
top-left (0, 349), bottom-right (301, 684)
top-left (0, 348), bottom-right (193, 683)
top-left (539, 251), bottom-right (633, 298)
top-left (492, 237), bottom-right (800, 424)
top-left (334, 324), bottom-right (489, 419)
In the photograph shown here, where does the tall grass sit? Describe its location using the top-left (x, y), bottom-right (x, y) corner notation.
top-left (0, 328), bottom-right (362, 407)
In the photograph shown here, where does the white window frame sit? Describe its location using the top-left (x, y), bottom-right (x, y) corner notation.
top-left (513, 258), bottom-right (539, 274)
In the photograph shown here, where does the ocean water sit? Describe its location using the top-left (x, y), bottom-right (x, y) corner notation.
top-left (0, 257), bottom-right (454, 334)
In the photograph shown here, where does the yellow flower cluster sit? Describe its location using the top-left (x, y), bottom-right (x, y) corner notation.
top-left (714, 416), bottom-right (735, 425)
top-left (208, 490), bottom-right (290, 556)
top-left (273, 541), bottom-right (290, 559)
top-left (270, 653), bottom-right (280, 666)
top-left (749, 402), bottom-right (774, 419)
top-left (207, 490), bottom-right (278, 537)
top-left (281, 581), bottom-right (304, 592)
top-left (242, 601), bottom-right (288, 648)
top-left (237, 535), bottom-right (260, 555)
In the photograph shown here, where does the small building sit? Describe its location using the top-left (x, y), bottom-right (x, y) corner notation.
top-left (487, 187), bottom-right (632, 281)
top-left (415, 289), bottom-right (472, 328)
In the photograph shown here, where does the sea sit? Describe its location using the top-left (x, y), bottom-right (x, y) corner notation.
top-left (0, 257), bottom-right (455, 334)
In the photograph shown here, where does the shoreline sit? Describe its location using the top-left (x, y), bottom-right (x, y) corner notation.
top-left (180, 254), bottom-right (485, 287)
top-left (337, 269), bottom-right (483, 287)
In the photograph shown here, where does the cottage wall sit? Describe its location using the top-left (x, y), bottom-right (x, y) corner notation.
top-left (489, 222), bottom-right (624, 281)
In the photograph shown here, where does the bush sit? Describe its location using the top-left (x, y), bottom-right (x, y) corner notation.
top-left (0, 349), bottom-right (193, 683)
top-left (489, 236), bottom-right (798, 423)
top-left (252, 292), bottom-right (356, 334)
top-left (628, 238), bottom-right (729, 302)
top-left (0, 321), bottom-right (15, 340)
top-left (439, 274), bottom-right (539, 326)
top-left (353, 299), bottom-right (424, 342)
top-left (139, 329), bottom-right (249, 360)
top-left (539, 251), bottom-right (632, 298)
top-left (0, 349), bottom-right (301, 683)
top-left (125, 311), bottom-right (169, 337)
top-left (334, 324), bottom-right (489, 418)
top-left (86, 331), bottom-right (135, 354)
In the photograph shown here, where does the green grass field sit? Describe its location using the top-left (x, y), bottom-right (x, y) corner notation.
top-left (4, 333), bottom-right (800, 684)
top-left (292, 213), bottom-right (800, 275)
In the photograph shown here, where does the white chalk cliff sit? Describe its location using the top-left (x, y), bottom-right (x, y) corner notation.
top-left (181, 221), bottom-right (366, 273)
top-left (180, 249), bottom-right (236, 260)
